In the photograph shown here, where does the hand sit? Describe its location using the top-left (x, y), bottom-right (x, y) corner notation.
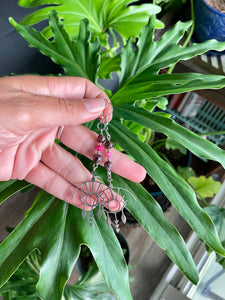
top-left (0, 75), bottom-right (146, 209)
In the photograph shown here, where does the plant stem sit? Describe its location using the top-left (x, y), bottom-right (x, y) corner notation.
top-left (198, 130), bottom-right (225, 136)
top-left (196, 195), bottom-right (210, 208)
top-left (167, 0), bottom-right (195, 74)
top-left (150, 138), bottom-right (166, 147)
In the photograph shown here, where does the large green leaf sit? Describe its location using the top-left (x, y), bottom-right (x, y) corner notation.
top-left (18, 0), bottom-right (162, 42)
top-left (0, 192), bottom-right (131, 300)
top-left (204, 206), bottom-right (225, 245)
top-left (0, 180), bottom-right (31, 205)
top-left (84, 214), bottom-right (131, 300)
top-left (111, 175), bottom-right (199, 284)
top-left (64, 264), bottom-right (116, 300)
top-left (112, 73), bottom-right (225, 103)
top-left (113, 104), bottom-right (225, 168)
top-left (109, 119), bottom-right (225, 257)
top-left (10, 11), bottom-right (101, 81)
top-left (92, 162), bottom-right (198, 283)
top-left (204, 205), bottom-right (225, 268)
top-left (112, 16), bottom-right (225, 102)
top-left (0, 180), bottom-right (17, 193)
top-left (0, 253), bottom-right (116, 299)
top-left (0, 249), bottom-right (40, 298)
top-left (119, 17), bottom-right (192, 85)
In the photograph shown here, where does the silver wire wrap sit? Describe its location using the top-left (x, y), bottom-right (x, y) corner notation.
top-left (57, 125), bottom-right (65, 141)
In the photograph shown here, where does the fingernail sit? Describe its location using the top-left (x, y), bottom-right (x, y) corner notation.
top-left (83, 98), bottom-right (105, 113)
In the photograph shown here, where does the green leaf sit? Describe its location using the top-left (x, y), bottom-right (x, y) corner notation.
top-left (0, 250), bottom-right (40, 298)
top-left (109, 118), bottom-right (225, 256)
top-left (85, 216), bottom-right (132, 300)
top-left (136, 97), bottom-right (168, 111)
top-left (113, 73), bottom-right (225, 103)
top-left (18, 0), bottom-right (162, 42)
top-left (204, 206), bottom-right (225, 268)
top-left (118, 17), bottom-right (192, 85)
top-left (64, 264), bottom-right (116, 300)
top-left (0, 180), bottom-right (17, 193)
top-left (90, 160), bottom-right (198, 283)
top-left (149, 39), bottom-right (225, 73)
top-left (112, 16), bottom-right (225, 103)
top-left (0, 192), bottom-right (131, 300)
top-left (112, 175), bottom-right (199, 284)
top-left (0, 180), bottom-right (31, 205)
top-left (177, 166), bottom-right (196, 181)
top-left (10, 11), bottom-right (101, 81)
top-left (97, 51), bottom-right (121, 79)
top-left (205, 206), bottom-right (225, 244)
top-left (113, 104), bottom-right (225, 168)
top-left (165, 137), bottom-right (187, 155)
top-left (106, 3), bottom-right (163, 40)
top-left (188, 176), bottom-right (221, 199)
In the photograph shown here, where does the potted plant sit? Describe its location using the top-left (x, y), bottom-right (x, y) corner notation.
top-left (178, 166), bottom-right (222, 203)
top-left (194, 0), bottom-right (225, 49)
top-left (1, 1), bottom-right (225, 299)
top-left (0, 248), bottom-right (118, 299)
top-left (143, 134), bottom-right (221, 211)
top-left (141, 129), bottom-right (192, 211)
top-left (0, 230), bottom-right (129, 299)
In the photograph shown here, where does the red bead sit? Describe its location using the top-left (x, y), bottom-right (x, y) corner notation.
top-left (104, 161), bottom-right (112, 170)
top-left (93, 154), bottom-right (102, 163)
top-left (97, 134), bottom-right (106, 143)
top-left (105, 141), bottom-right (113, 149)
top-left (97, 145), bottom-right (103, 151)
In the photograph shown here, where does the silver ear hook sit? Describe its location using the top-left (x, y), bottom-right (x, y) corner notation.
top-left (102, 98), bottom-right (113, 122)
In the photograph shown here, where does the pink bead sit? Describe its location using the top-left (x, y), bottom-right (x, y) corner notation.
top-left (97, 145), bottom-right (103, 151)
top-left (107, 152), bottom-right (112, 158)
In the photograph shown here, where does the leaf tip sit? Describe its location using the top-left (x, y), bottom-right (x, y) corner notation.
top-left (8, 17), bottom-right (17, 28)
top-left (80, 18), bottom-right (90, 28)
top-left (17, 0), bottom-right (26, 7)
top-left (48, 9), bottom-right (58, 17)
top-left (191, 272), bottom-right (199, 285)
top-left (48, 9), bottom-right (61, 25)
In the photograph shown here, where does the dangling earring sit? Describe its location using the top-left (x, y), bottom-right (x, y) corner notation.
top-left (73, 105), bottom-right (135, 232)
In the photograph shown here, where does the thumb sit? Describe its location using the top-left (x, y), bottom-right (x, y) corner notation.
top-left (18, 93), bottom-right (106, 131)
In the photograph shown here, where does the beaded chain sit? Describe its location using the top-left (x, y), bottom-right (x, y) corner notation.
top-left (73, 112), bottom-right (135, 232)
top-left (93, 115), bottom-right (113, 186)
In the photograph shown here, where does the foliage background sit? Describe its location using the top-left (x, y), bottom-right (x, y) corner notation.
top-left (0, 1), bottom-right (225, 299)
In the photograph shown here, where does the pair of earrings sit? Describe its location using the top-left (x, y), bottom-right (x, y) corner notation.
top-left (73, 111), bottom-right (134, 232)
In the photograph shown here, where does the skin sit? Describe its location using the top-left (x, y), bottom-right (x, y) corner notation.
top-left (0, 75), bottom-right (146, 210)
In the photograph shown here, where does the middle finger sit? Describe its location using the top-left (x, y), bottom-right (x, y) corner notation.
top-left (58, 125), bottom-right (146, 183)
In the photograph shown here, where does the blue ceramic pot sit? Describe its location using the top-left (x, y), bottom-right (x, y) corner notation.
top-left (195, 0), bottom-right (225, 43)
